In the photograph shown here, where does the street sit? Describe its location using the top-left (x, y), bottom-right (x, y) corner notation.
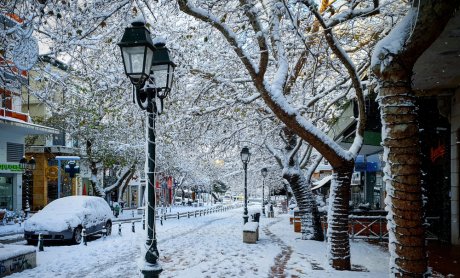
top-left (7, 206), bottom-right (389, 277)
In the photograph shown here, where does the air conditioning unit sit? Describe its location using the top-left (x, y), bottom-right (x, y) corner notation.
top-left (351, 172), bottom-right (361, 185)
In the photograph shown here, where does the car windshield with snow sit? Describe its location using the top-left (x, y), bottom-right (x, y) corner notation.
top-left (24, 196), bottom-right (113, 245)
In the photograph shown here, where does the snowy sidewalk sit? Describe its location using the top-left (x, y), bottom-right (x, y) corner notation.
top-left (7, 206), bottom-right (389, 277)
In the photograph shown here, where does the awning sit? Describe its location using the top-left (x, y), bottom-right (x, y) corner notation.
top-left (0, 116), bottom-right (59, 135)
top-left (311, 175), bottom-right (332, 191)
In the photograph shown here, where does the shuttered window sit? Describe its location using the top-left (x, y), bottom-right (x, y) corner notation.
top-left (6, 142), bottom-right (24, 162)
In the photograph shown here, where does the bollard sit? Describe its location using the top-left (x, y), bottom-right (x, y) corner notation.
top-left (38, 233), bottom-right (44, 251)
top-left (194, 211), bottom-right (197, 217)
top-left (188, 212), bottom-right (190, 218)
top-left (160, 215), bottom-right (163, 226)
top-left (200, 210), bottom-right (202, 216)
top-left (118, 223), bottom-right (122, 236)
top-left (102, 225), bottom-right (107, 239)
top-left (177, 212), bottom-right (180, 219)
top-left (82, 228), bottom-right (87, 246)
top-left (132, 210), bottom-right (134, 217)
top-left (142, 213), bottom-right (145, 230)
top-left (132, 221), bottom-right (135, 233)
top-left (164, 213), bottom-right (166, 221)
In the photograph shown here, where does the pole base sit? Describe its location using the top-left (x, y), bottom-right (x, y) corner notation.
top-left (140, 261), bottom-right (163, 278)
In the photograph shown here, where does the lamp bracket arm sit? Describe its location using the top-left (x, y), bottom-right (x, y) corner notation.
top-left (134, 85), bottom-right (149, 111)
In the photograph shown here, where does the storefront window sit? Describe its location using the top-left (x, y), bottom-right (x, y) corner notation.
top-left (0, 176), bottom-right (13, 210)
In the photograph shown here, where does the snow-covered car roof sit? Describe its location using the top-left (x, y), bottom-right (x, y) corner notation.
top-left (41, 196), bottom-right (105, 212)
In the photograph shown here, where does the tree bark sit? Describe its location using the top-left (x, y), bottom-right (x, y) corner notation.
top-left (327, 163), bottom-right (353, 270)
top-left (284, 171), bottom-right (324, 241)
top-left (282, 128), bottom-right (324, 241)
top-left (379, 70), bottom-right (426, 276)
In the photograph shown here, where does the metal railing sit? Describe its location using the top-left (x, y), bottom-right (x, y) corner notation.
top-left (157, 203), bottom-right (243, 222)
top-left (115, 203), bottom-right (243, 225)
top-left (321, 214), bottom-right (441, 241)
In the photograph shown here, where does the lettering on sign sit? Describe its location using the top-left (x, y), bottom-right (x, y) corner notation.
top-left (0, 164), bottom-right (23, 172)
top-left (430, 143), bottom-right (446, 163)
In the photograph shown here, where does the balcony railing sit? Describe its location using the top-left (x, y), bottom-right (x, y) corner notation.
top-left (0, 107), bottom-right (29, 122)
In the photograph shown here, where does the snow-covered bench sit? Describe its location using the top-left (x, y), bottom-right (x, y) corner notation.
top-left (243, 222), bottom-right (259, 244)
top-left (0, 244), bottom-right (36, 276)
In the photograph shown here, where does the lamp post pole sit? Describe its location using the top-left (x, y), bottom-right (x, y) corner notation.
top-left (243, 161), bottom-right (248, 224)
top-left (144, 98), bottom-right (161, 278)
top-left (20, 156), bottom-right (35, 218)
top-left (118, 19), bottom-right (175, 278)
top-left (240, 146), bottom-right (251, 224)
top-left (261, 168), bottom-right (267, 216)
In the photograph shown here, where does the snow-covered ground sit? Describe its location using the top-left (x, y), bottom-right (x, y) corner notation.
top-left (7, 206), bottom-right (389, 277)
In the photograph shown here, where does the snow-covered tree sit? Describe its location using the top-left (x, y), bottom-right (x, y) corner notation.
top-left (174, 0), bottom-right (388, 269)
top-left (371, 1), bottom-right (459, 276)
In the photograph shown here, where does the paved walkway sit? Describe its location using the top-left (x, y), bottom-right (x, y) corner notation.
top-left (428, 241), bottom-right (460, 277)
top-left (262, 218), bottom-right (294, 277)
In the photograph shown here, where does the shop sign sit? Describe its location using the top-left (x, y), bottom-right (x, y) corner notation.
top-left (0, 163), bottom-right (23, 172)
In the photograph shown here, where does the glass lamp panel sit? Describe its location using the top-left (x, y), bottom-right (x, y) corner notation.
top-left (241, 153), bottom-right (249, 162)
top-left (19, 157), bottom-right (27, 169)
top-left (123, 46), bottom-right (153, 79)
top-left (151, 64), bottom-right (168, 89)
top-left (29, 158), bottom-right (36, 170)
top-left (241, 147), bottom-right (249, 163)
top-left (261, 168), bottom-right (267, 177)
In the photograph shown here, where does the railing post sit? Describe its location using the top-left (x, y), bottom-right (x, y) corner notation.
top-left (350, 217), bottom-right (354, 240)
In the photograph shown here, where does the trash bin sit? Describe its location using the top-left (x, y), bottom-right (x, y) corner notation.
top-left (252, 212), bottom-right (261, 222)
top-left (291, 210), bottom-right (300, 225)
top-left (293, 217), bottom-right (301, 233)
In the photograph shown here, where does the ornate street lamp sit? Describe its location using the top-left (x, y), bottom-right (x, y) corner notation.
top-left (240, 146), bottom-right (251, 224)
top-left (19, 156), bottom-right (36, 217)
top-left (261, 167), bottom-right (267, 216)
top-left (118, 18), bottom-right (175, 278)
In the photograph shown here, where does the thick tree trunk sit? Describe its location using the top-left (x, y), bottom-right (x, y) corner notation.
top-left (378, 71), bottom-right (426, 276)
top-left (327, 163), bottom-right (353, 270)
top-left (282, 128), bottom-right (324, 241)
top-left (283, 170), bottom-right (324, 241)
top-left (371, 2), bottom-right (459, 275)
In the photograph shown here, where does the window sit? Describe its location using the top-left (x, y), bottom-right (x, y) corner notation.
top-left (6, 142), bottom-right (24, 162)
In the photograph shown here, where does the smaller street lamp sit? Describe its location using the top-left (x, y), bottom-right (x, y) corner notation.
top-left (261, 167), bottom-right (267, 216)
top-left (240, 146), bottom-right (251, 224)
top-left (19, 156), bottom-right (36, 217)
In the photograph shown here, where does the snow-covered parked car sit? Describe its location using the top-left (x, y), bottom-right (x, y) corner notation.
top-left (24, 196), bottom-right (113, 245)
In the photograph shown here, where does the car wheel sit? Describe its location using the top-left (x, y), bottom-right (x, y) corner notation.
top-left (73, 226), bottom-right (82, 244)
top-left (105, 221), bottom-right (112, 236)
